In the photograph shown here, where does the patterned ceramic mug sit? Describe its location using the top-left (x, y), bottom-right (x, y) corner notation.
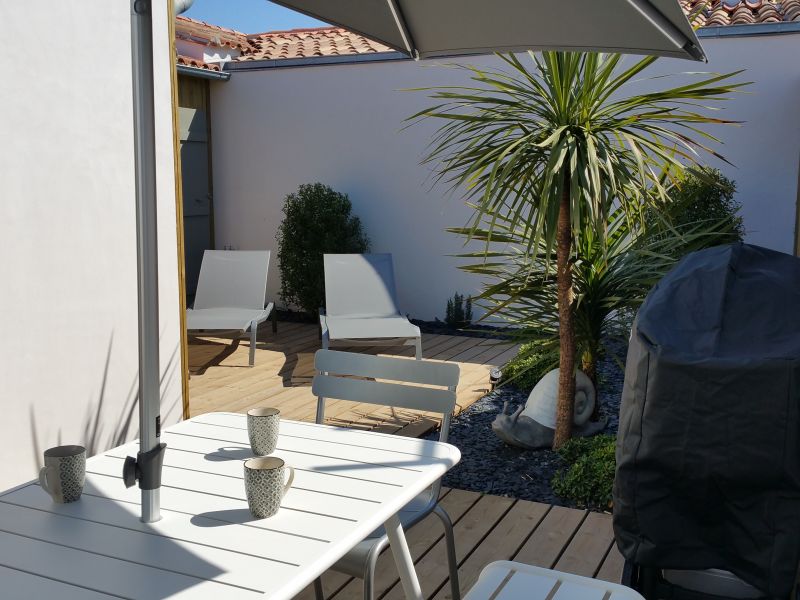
top-left (39, 445), bottom-right (86, 503)
top-left (247, 407), bottom-right (280, 455)
top-left (243, 457), bottom-right (294, 519)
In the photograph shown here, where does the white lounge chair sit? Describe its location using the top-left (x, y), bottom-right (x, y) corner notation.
top-left (312, 349), bottom-right (460, 600)
top-left (186, 250), bottom-right (275, 367)
top-left (320, 254), bottom-right (422, 359)
top-left (464, 561), bottom-right (645, 600)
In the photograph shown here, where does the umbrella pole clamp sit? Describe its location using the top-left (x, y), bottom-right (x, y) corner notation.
top-left (123, 441), bottom-right (167, 491)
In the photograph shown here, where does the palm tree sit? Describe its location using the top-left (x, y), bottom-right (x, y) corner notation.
top-left (451, 192), bottom-right (738, 408)
top-left (411, 52), bottom-right (745, 448)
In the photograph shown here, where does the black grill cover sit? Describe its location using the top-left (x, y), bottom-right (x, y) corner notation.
top-left (613, 243), bottom-right (800, 597)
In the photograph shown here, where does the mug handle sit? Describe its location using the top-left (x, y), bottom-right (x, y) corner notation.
top-left (38, 466), bottom-right (52, 497)
top-left (283, 465), bottom-right (295, 495)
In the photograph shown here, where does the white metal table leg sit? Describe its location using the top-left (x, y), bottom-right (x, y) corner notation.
top-left (384, 513), bottom-right (423, 600)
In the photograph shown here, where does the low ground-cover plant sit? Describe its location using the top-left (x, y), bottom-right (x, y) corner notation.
top-left (445, 293), bottom-right (473, 329)
top-left (552, 434), bottom-right (616, 510)
top-left (500, 341), bottom-right (556, 392)
top-left (277, 183), bottom-right (370, 316)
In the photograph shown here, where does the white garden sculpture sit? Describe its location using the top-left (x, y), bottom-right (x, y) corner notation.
top-left (492, 368), bottom-right (607, 449)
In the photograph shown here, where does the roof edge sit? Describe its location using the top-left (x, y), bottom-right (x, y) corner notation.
top-left (177, 64), bottom-right (232, 80)
top-left (226, 51), bottom-right (408, 71)
top-left (696, 20), bottom-right (800, 38)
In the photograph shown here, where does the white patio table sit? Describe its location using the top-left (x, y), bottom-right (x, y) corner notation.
top-left (0, 412), bottom-right (460, 599)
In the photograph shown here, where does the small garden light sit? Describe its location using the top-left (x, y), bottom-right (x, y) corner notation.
top-left (489, 367), bottom-right (502, 390)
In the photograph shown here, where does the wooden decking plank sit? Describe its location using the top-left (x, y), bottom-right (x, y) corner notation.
top-left (423, 335), bottom-right (473, 359)
top-left (553, 511), bottom-right (615, 578)
top-left (192, 337), bottom-right (318, 390)
top-left (487, 345), bottom-right (521, 370)
top-left (431, 499), bottom-right (552, 600)
top-left (415, 334), bottom-right (460, 357)
top-left (429, 337), bottom-right (488, 362)
top-left (595, 541), bottom-right (626, 583)
top-left (380, 493), bottom-right (515, 600)
top-left (471, 342), bottom-right (518, 367)
top-left (448, 340), bottom-right (504, 364)
top-left (512, 504), bottom-right (587, 569)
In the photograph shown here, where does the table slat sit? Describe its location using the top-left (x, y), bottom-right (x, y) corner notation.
top-left (0, 564), bottom-right (119, 600)
top-left (0, 531), bottom-right (263, 599)
top-left (0, 502), bottom-right (297, 592)
top-left (79, 469), bottom-right (354, 541)
top-left (0, 483), bottom-right (327, 565)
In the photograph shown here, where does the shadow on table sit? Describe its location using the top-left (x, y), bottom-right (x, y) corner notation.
top-left (204, 446), bottom-right (252, 462)
top-left (190, 508), bottom-right (256, 527)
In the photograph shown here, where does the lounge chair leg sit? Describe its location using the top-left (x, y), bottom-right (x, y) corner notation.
top-left (414, 337), bottom-right (422, 360)
top-left (249, 320), bottom-right (258, 367)
top-left (434, 504), bottom-right (461, 600)
top-left (313, 577), bottom-right (325, 600)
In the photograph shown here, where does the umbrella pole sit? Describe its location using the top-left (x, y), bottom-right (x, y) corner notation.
top-left (126, 0), bottom-right (166, 524)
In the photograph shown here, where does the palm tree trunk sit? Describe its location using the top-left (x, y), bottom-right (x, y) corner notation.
top-left (553, 171), bottom-right (576, 449)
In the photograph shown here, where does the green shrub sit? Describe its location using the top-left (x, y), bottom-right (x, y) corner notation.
top-left (277, 183), bottom-right (370, 316)
top-left (552, 434), bottom-right (616, 509)
top-left (445, 293), bottom-right (473, 328)
top-left (500, 340), bottom-right (558, 392)
top-left (657, 167), bottom-right (745, 245)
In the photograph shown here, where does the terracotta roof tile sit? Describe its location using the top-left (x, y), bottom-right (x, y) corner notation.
top-left (237, 27), bottom-right (394, 61)
top-left (177, 2), bottom-right (800, 69)
top-left (175, 15), bottom-right (249, 51)
top-left (176, 54), bottom-right (221, 72)
top-left (681, 0), bottom-right (800, 26)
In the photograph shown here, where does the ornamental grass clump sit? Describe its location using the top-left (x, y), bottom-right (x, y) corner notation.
top-left (445, 293), bottom-right (473, 329)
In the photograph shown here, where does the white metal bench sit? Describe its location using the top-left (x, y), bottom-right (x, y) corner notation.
top-left (464, 561), bottom-right (645, 600)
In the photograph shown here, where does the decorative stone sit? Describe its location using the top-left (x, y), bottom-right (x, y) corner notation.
top-left (492, 368), bottom-right (606, 449)
top-left (520, 368), bottom-right (596, 428)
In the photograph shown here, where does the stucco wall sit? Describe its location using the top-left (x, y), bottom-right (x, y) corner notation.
top-left (210, 32), bottom-right (800, 320)
top-left (0, 2), bottom-right (183, 489)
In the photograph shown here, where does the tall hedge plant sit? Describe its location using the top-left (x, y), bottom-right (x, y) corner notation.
top-left (277, 183), bottom-right (370, 316)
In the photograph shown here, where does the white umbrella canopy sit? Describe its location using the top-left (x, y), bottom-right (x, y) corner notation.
top-left (127, 0), bottom-right (704, 523)
top-left (270, 0), bottom-right (705, 61)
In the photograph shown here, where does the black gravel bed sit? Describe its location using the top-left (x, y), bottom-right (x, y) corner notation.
top-left (426, 341), bottom-right (627, 508)
top-left (411, 319), bottom-right (513, 339)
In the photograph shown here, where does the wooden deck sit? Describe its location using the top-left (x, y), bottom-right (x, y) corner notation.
top-left (188, 321), bottom-right (518, 433)
top-left (187, 322), bottom-right (624, 596)
top-left (293, 488), bottom-right (624, 600)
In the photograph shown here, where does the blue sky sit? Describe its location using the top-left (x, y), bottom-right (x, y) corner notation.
top-left (183, 0), bottom-right (327, 33)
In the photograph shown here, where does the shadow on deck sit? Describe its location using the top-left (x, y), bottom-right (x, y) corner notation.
top-left (187, 321), bottom-right (518, 434)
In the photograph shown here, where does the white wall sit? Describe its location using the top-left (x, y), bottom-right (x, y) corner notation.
top-left (0, 2), bottom-right (183, 489)
top-left (211, 32), bottom-right (800, 320)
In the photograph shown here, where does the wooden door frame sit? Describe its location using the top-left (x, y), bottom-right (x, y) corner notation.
top-left (167, 7), bottom-right (191, 420)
